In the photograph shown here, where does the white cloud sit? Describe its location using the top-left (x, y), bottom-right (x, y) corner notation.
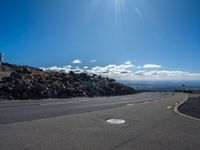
top-left (41, 66), bottom-right (72, 73)
top-left (72, 59), bottom-right (82, 64)
top-left (134, 70), bottom-right (146, 76)
top-left (83, 66), bottom-right (88, 69)
top-left (90, 59), bottom-right (96, 63)
top-left (130, 70), bottom-right (200, 80)
top-left (124, 61), bottom-right (132, 65)
top-left (73, 68), bottom-right (84, 73)
top-left (85, 63), bottom-right (134, 76)
top-left (136, 66), bottom-right (142, 69)
top-left (143, 64), bottom-right (162, 69)
top-left (41, 61), bottom-right (200, 81)
top-left (64, 65), bottom-right (72, 68)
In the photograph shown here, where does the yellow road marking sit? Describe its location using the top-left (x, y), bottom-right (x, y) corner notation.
top-left (127, 104), bottom-right (135, 106)
top-left (166, 105), bottom-right (173, 109)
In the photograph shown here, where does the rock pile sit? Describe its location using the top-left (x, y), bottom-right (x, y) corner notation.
top-left (0, 63), bottom-right (137, 100)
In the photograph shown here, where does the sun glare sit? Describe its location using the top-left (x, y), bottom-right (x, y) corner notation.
top-left (89, 0), bottom-right (127, 25)
top-left (113, 0), bottom-right (126, 25)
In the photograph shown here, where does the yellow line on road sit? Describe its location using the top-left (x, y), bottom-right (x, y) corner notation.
top-left (166, 105), bottom-right (173, 110)
top-left (127, 104), bottom-right (135, 106)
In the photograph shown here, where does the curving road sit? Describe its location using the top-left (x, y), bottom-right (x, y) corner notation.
top-left (0, 92), bottom-right (174, 124)
top-left (0, 92), bottom-right (200, 150)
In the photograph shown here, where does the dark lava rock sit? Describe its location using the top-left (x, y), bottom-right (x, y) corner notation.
top-left (2, 77), bottom-right (13, 82)
top-left (10, 72), bottom-right (22, 80)
top-left (0, 63), bottom-right (138, 100)
top-left (15, 67), bottom-right (32, 74)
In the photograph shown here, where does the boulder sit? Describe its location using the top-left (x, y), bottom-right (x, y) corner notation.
top-left (1, 77), bottom-right (13, 83)
top-left (15, 67), bottom-right (32, 74)
top-left (10, 72), bottom-right (22, 80)
top-left (69, 71), bottom-right (75, 76)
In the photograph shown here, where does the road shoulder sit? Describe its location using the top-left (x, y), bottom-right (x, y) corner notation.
top-left (174, 94), bottom-right (200, 121)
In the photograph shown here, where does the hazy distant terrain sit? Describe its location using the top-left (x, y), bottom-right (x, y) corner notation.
top-left (120, 80), bottom-right (200, 92)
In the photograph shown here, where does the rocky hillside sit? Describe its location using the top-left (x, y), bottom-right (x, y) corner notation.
top-left (0, 63), bottom-right (137, 100)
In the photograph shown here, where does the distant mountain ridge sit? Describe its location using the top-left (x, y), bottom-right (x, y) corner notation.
top-left (0, 63), bottom-right (137, 100)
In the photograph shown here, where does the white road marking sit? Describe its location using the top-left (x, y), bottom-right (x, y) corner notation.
top-left (106, 119), bottom-right (125, 124)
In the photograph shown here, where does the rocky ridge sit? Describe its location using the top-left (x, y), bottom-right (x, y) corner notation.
top-left (0, 63), bottom-right (137, 100)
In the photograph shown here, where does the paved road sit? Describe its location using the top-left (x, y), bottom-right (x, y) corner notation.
top-left (0, 92), bottom-right (173, 124)
top-left (0, 92), bottom-right (200, 150)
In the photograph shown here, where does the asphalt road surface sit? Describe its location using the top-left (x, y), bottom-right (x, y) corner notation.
top-left (0, 92), bottom-right (200, 150)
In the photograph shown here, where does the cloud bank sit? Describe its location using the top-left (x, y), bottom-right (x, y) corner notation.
top-left (41, 60), bottom-right (200, 81)
top-left (143, 64), bottom-right (162, 69)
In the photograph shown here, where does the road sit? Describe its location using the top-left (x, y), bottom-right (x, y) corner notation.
top-left (0, 92), bottom-right (174, 124)
top-left (0, 92), bottom-right (200, 150)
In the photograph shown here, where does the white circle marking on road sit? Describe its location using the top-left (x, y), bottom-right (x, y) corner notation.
top-left (106, 119), bottom-right (125, 124)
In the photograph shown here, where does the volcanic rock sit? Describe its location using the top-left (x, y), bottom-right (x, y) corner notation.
top-left (0, 63), bottom-right (138, 100)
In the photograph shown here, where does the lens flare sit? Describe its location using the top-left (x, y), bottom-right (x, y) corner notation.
top-left (89, 0), bottom-right (126, 25)
top-left (113, 0), bottom-right (126, 25)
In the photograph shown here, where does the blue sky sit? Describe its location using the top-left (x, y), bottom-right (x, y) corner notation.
top-left (0, 0), bottom-right (200, 80)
